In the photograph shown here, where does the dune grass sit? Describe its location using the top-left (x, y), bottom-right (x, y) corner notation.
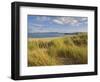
top-left (28, 33), bottom-right (88, 66)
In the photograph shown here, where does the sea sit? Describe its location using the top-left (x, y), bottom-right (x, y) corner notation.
top-left (28, 32), bottom-right (65, 38)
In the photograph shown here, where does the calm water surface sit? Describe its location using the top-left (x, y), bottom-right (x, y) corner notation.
top-left (28, 33), bottom-right (65, 38)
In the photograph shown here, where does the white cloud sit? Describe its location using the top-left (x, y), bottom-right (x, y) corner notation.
top-left (81, 18), bottom-right (87, 21)
top-left (53, 17), bottom-right (87, 26)
top-left (53, 19), bottom-right (64, 24)
top-left (31, 24), bottom-right (44, 28)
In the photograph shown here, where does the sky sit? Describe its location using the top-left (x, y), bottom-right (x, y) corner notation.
top-left (28, 15), bottom-right (88, 33)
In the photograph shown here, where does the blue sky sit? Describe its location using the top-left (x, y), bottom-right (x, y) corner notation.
top-left (28, 15), bottom-right (88, 33)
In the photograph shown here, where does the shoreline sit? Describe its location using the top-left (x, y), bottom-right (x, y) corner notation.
top-left (28, 36), bottom-right (66, 41)
top-left (28, 35), bottom-right (77, 41)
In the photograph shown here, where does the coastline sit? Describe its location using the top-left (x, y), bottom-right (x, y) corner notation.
top-left (28, 34), bottom-right (78, 42)
top-left (28, 36), bottom-right (65, 41)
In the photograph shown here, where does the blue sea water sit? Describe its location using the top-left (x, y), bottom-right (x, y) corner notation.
top-left (28, 33), bottom-right (65, 38)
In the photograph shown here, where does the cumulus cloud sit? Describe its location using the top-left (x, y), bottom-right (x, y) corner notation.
top-left (53, 17), bottom-right (87, 26)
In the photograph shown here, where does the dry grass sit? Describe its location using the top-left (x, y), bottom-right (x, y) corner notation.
top-left (28, 33), bottom-right (88, 66)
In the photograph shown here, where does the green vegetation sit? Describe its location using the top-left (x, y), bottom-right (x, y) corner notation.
top-left (28, 33), bottom-right (88, 66)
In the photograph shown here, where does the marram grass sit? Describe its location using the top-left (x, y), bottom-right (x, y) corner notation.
top-left (28, 33), bottom-right (88, 66)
